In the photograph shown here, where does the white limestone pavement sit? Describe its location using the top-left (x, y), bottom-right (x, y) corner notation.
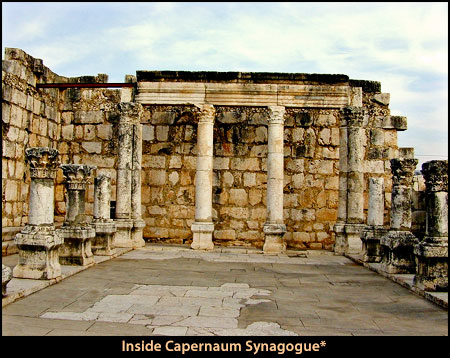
top-left (40, 282), bottom-right (297, 336)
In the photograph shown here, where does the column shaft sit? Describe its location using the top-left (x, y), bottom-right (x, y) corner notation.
top-left (263, 106), bottom-right (286, 254)
top-left (191, 104), bottom-right (215, 250)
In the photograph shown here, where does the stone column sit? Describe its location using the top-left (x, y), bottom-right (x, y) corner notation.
top-left (114, 102), bottom-right (146, 248)
top-left (334, 106), bottom-right (365, 255)
top-left (361, 177), bottom-right (387, 262)
top-left (263, 106), bottom-right (286, 254)
top-left (13, 147), bottom-right (64, 279)
top-left (92, 174), bottom-right (117, 256)
top-left (57, 164), bottom-right (96, 266)
top-left (191, 104), bottom-right (215, 250)
top-left (380, 156), bottom-right (419, 273)
top-left (131, 119), bottom-right (146, 247)
top-left (414, 160), bottom-right (448, 291)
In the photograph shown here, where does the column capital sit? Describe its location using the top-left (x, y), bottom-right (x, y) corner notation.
top-left (117, 102), bottom-right (143, 124)
top-left (267, 105), bottom-right (285, 124)
top-left (422, 160), bottom-right (448, 192)
top-left (60, 164), bottom-right (96, 190)
top-left (195, 104), bottom-right (215, 123)
top-left (342, 106), bottom-right (364, 127)
top-left (390, 158), bottom-right (418, 186)
top-left (25, 147), bottom-right (60, 179)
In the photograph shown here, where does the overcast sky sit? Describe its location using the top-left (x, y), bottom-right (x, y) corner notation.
top-left (2, 2), bottom-right (448, 170)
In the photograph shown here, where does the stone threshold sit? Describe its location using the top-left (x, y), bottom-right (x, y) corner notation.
top-left (2, 247), bottom-right (133, 307)
top-left (346, 253), bottom-right (448, 309)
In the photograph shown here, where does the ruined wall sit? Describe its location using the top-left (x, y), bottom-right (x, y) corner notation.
top-left (2, 48), bottom-right (63, 254)
top-left (2, 48), bottom-right (122, 255)
top-left (3, 47), bottom-right (413, 254)
top-left (55, 84), bottom-right (121, 223)
top-left (139, 104), bottom-right (341, 250)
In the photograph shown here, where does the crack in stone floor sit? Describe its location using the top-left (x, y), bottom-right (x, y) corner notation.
top-left (40, 282), bottom-right (297, 336)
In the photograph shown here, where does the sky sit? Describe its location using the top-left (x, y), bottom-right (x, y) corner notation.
top-left (2, 2), bottom-right (448, 170)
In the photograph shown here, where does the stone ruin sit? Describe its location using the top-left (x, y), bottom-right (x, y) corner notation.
top-left (2, 48), bottom-right (447, 296)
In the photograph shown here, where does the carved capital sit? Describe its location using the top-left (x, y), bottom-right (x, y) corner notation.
top-left (342, 106), bottom-right (364, 127)
top-left (60, 164), bottom-right (96, 190)
top-left (267, 106), bottom-right (285, 124)
top-left (117, 102), bottom-right (143, 124)
top-left (195, 104), bottom-right (215, 123)
top-left (422, 160), bottom-right (448, 192)
top-left (25, 147), bottom-right (60, 179)
top-left (391, 158), bottom-right (418, 186)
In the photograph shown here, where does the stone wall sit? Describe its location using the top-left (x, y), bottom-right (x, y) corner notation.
top-left (2, 48), bottom-right (122, 255)
top-left (2, 48), bottom-right (63, 254)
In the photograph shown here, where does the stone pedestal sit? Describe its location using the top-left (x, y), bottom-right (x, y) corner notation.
top-left (191, 104), bottom-right (215, 250)
top-left (114, 102), bottom-right (146, 248)
top-left (263, 106), bottom-right (286, 254)
top-left (2, 264), bottom-right (12, 297)
top-left (414, 160), bottom-right (448, 291)
top-left (92, 174), bottom-right (116, 256)
top-left (263, 223), bottom-right (287, 254)
top-left (58, 164), bottom-right (96, 266)
top-left (381, 157), bottom-right (419, 274)
top-left (191, 222), bottom-right (215, 251)
top-left (361, 226), bottom-right (388, 263)
top-left (13, 147), bottom-right (64, 280)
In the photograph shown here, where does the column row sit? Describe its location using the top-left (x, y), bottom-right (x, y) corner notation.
top-left (190, 104), bottom-right (287, 254)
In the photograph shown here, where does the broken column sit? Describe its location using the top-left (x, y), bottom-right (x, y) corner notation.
top-left (13, 147), bottom-right (64, 279)
top-left (2, 264), bottom-right (12, 296)
top-left (191, 104), bottom-right (215, 250)
top-left (263, 106), bottom-right (286, 254)
top-left (114, 102), bottom-right (146, 248)
top-left (334, 106), bottom-right (365, 255)
top-left (380, 151), bottom-right (418, 274)
top-left (57, 164), bottom-right (96, 266)
top-left (361, 177), bottom-right (387, 262)
top-left (414, 160), bottom-right (448, 291)
top-left (92, 174), bottom-right (117, 256)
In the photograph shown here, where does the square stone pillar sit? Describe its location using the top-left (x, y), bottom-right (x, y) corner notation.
top-left (414, 160), bottom-right (448, 291)
top-left (92, 174), bottom-right (117, 256)
top-left (334, 106), bottom-right (365, 255)
top-left (114, 102), bottom-right (146, 248)
top-left (13, 147), bottom-right (64, 280)
top-left (57, 164), bottom-right (96, 266)
top-left (380, 155), bottom-right (419, 274)
top-left (191, 104), bottom-right (215, 250)
top-left (263, 106), bottom-right (286, 254)
top-left (361, 177), bottom-right (388, 262)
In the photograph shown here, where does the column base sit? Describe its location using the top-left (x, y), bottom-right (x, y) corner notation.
top-left (333, 223), bottom-right (346, 255)
top-left (380, 230), bottom-right (418, 274)
top-left (361, 226), bottom-right (388, 263)
top-left (191, 222), bottom-right (214, 250)
top-left (57, 226), bottom-right (96, 266)
top-left (92, 221), bottom-right (117, 256)
top-left (413, 239), bottom-right (448, 291)
top-left (131, 219), bottom-right (146, 248)
top-left (2, 264), bottom-right (13, 297)
top-left (13, 225), bottom-right (64, 280)
top-left (113, 219), bottom-right (134, 248)
top-left (333, 223), bottom-right (364, 255)
top-left (263, 223), bottom-right (286, 254)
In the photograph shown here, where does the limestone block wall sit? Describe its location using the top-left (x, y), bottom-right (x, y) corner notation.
top-left (2, 48), bottom-right (64, 254)
top-left (55, 86), bottom-right (121, 223)
top-left (139, 104), bottom-right (341, 250)
top-left (2, 47), bottom-right (122, 255)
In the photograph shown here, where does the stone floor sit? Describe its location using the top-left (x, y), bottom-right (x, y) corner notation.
top-left (2, 244), bottom-right (448, 336)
